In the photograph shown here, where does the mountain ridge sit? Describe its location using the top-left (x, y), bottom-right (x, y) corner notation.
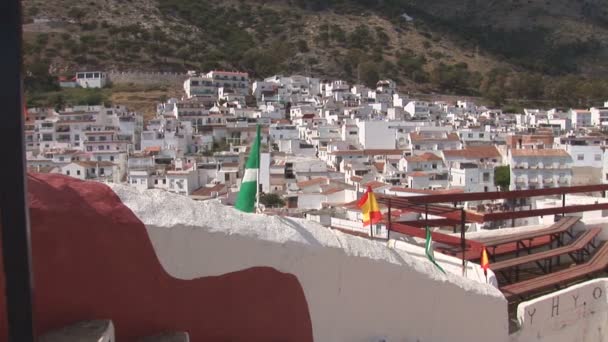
top-left (22, 0), bottom-right (608, 106)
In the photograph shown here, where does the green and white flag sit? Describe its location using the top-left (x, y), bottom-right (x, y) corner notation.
top-left (425, 226), bottom-right (446, 274)
top-left (235, 124), bottom-right (261, 213)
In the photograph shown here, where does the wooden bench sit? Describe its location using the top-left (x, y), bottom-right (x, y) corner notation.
top-left (501, 240), bottom-right (608, 300)
top-left (480, 216), bottom-right (580, 248)
top-left (447, 216), bottom-right (581, 261)
top-left (491, 227), bottom-right (601, 272)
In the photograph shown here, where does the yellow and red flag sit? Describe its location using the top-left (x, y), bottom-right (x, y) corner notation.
top-left (481, 247), bottom-right (490, 276)
top-left (357, 186), bottom-right (383, 226)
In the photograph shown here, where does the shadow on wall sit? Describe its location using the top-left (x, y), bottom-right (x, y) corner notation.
top-left (0, 174), bottom-right (313, 341)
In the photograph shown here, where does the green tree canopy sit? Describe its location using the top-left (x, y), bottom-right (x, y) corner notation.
top-left (494, 165), bottom-right (511, 191)
top-left (260, 193), bottom-right (285, 208)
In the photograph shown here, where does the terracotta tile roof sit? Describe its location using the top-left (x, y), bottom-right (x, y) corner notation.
top-left (408, 171), bottom-right (430, 177)
top-left (443, 146), bottom-right (501, 159)
top-left (410, 132), bottom-right (460, 142)
top-left (330, 149), bottom-right (405, 156)
top-left (374, 162), bottom-right (385, 172)
top-left (72, 161), bottom-right (115, 167)
top-left (301, 114), bottom-right (315, 119)
top-left (209, 70), bottom-right (248, 76)
top-left (363, 181), bottom-right (388, 189)
top-left (321, 187), bottom-right (343, 195)
top-left (511, 149), bottom-right (570, 157)
top-left (389, 186), bottom-right (464, 195)
top-left (144, 146), bottom-right (161, 153)
top-left (296, 177), bottom-right (328, 188)
top-left (350, 176), bottom-right (363, 183)
top-left (191, 184), bottom-right (226, 197)
top-left (406, 152), bottom-right (442, 162)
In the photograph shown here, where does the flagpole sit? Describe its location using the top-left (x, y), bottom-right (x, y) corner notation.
top-left (256, 125), bottom-right (261, 213)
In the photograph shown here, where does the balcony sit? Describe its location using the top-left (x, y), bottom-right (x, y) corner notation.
top-left (430, 174), bottom-right (449, 181)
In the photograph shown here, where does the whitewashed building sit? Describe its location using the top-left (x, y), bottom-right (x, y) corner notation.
top-left (509, 149), bottom-right (573, 190)
top-left (75, 71), bottom-right (107, 88)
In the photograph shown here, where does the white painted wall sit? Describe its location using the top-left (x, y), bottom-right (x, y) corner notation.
top-left (113, 185), bottom-right (608, 342)
top-left (567, 145), bottom-right (603, 168)
top-left (260, 153), bottom-right (271, 193)
top-left (511, 278), bottom-right (608, 342)
top-left (145, 225), bottom-right (507, 342)
top-left (356, 121), bottom-right (396, 149)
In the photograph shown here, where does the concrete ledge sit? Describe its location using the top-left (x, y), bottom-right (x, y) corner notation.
top-left (39, 320), bottom-right (114, 342)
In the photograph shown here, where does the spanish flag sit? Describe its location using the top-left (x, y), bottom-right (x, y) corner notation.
top-left (481, 247), bottom-right (490, 280)
top-left (357, 186), bottom-right (383, 226)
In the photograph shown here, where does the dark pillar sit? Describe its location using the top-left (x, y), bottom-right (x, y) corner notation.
top-left (387, 199), bottom-right (391, 241)
top-left (0, 0), bottom-right (36, 340)
top-left (461, 209), bottom-right (466, 275)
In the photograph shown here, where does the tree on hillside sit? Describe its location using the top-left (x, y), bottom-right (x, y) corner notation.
top-left (359, 62), bottom-right (380, 88)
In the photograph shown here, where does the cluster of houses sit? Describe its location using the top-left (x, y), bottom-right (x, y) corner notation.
top-left (25, 69), bottom-right (608, 235)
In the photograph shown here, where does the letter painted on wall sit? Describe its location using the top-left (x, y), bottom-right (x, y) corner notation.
top-left (516, 279), bottom-right (608, 341)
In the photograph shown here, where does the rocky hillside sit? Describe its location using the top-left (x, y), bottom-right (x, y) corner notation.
top-left (21, 0), bottom-right (608, 104)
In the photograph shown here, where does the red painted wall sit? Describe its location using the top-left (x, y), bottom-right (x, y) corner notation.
top-left (0, 174), bottom-right (313, 341)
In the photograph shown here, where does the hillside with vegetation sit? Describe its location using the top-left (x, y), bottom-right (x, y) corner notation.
top-left (22, 0), bottom-right (608, 108)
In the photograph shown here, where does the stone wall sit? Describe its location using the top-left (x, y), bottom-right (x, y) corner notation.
top-left (107, 71), bottom-right (188, 87)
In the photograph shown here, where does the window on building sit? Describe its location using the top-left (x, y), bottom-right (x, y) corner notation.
top-left (97, 157), bottom-right (102, 162)
top-left (89, 136), bottom-right (96, 141)
top-left (163, 179), bottom-right (166, 185)
top-left (66, 170), bottom-right (70, 176)
top-left (59, 156), bottom-right (64, 161)
top-left (577, 154), bottom-right (584, 161)
top-left (479, 133), bottom-right (485, 138)
top-left (100, 168), bottom-right (105, 175)
top-left (432, 164), bottom-right (437, 169)
top-left (77, 170), bottom-right (81, 176)
top-left (99, 136), bottom-right (107, 141)
top-left (595, 154), bottom-right (602, 161)
top-left (154, 179), bottom-right (158, 185)
top-left (225, 173), bottom-right (230, 181)
top-left (110, 156), bottom-right (114, 161)
top-left (468, 133), bottom-right (473, 138)
top-left (483, 172), bottom-right (490, 182)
